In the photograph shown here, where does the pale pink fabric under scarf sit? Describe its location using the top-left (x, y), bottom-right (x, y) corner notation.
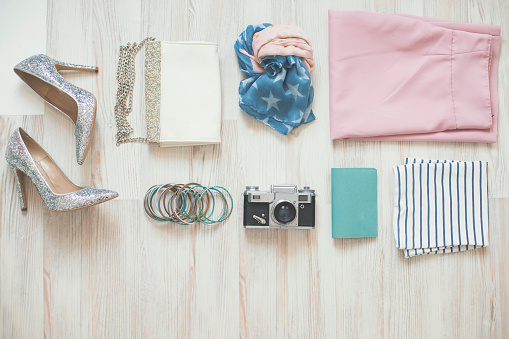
top-left (241, 24), bottom-right (315, 73)
top-left (328, 10), bottom-right (501, 143)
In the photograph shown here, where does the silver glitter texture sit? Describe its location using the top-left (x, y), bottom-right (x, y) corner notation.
top-left (13, 54), bottom-right (97, 165)
top-left (145, 41), bottom-right (161, 142)
top-left (5, 128), bottom-right (118, 211)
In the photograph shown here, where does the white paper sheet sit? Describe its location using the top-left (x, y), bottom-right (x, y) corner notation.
top-left (0, 0), bottom-right (47, 115)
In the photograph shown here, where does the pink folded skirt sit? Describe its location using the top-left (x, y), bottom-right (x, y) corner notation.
top-left (328, 10), bottom-right (501, 143)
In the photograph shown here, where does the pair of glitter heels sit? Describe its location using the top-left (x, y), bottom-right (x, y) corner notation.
top-left (5, 54), bottom-right (118, 211)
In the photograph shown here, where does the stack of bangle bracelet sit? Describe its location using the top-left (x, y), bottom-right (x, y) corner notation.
top-left (143, 183), bottom-right (233, 225)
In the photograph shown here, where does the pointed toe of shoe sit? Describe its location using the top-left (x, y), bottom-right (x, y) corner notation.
top-left (75, 123), bottom-right (92, 165)
top-left (41, 188), bottom-right (117, 211)
top-left (99, 189), bottom-right (119, 201)
top-left (73, 86), bottom-right (96, 165)
top-left (79, 188), bottom-right (118, 210)
top-left (88, 188), bottom-right (119, 205)
top-left (75, 134), bottom-right (89, 165)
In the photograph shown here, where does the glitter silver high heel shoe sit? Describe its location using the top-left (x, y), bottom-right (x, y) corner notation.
top-left (13, 54), bottom-right (98, 165)
top-left (5, 128), bottom-right (118, 212)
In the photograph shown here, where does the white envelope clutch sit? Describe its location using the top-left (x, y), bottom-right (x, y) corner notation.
top-left (145, 41), bottom-right (222, 146)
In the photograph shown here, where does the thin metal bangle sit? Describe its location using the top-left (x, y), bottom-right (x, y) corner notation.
top-left (182, 184), bottom-right (212, 222)
top-left (194, 186), bottom-right (233, 224)
top-left (143, 183), bottom-right (233, 224)
top-left (160, 184), bottom-right (182, 222)
top-left (145, 184), bottom-right (168, 221)
top-left (193, 187), bottom-right (226, 224)
top-left (172, 183), bottom-right (198, 224)
top-left (144, 185), bottom-right (158, 220)
top-left (181, 183), bottom-right (211, 223)
top-left (209, 186), bottom-right (234, 223)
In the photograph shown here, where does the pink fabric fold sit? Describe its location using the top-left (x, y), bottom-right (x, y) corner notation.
top-left (252, 24), bottom-right (315, 72)
top-left (328, 10), bottom-right (501, 143)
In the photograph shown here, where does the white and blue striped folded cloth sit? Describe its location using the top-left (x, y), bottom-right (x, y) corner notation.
top-left (393, 158), bottom-right (489, 258)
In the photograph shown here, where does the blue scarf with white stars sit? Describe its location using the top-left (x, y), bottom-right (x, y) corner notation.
top-left (234, 23), bottom-right (315, 135)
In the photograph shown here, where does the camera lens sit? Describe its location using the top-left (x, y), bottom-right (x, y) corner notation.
top-left (273, 201), bottom-right (297, 224)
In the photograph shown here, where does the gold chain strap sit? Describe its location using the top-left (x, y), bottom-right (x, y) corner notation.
top-left (114, 37), bottom-right (156, 145)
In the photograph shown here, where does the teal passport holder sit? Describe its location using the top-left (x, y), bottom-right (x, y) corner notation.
top-left (331, 168), bottom-right (378, 238)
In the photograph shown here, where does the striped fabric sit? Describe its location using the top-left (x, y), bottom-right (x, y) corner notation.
top-left (393, 158), bottom-right (489, 258)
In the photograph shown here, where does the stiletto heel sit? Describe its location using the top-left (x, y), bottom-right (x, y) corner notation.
top-left (10, 165), bottom-right (27, 211)
top-left (53, 61), bottom-right (98, 73)
top-left (13, 54), bottom-right (98, 165)
top-left (5, 128), bottom-right (118, 212)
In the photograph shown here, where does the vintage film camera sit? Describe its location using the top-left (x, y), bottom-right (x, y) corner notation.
top-left (243, 184), bottom-right (316, 229)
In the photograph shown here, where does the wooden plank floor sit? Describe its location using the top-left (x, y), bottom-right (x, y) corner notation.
top-left (1, 0), bottom-right (508, 337)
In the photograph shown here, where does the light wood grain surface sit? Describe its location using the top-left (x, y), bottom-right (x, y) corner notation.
top-left (0, 0), bottom-right (508, 338)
